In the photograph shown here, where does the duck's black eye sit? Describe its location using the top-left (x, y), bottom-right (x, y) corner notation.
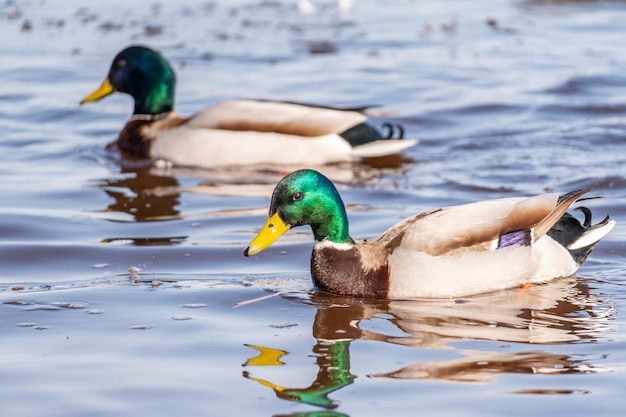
top-left (117, 59), bottom-right (127, 68)
top-left (293, 191), bottom-right (303, 201)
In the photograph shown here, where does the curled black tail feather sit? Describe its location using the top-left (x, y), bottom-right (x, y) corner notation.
top-left (574, 206), bottom-right (593, 227)
top-left (382, 122), bottom-right (405, 140)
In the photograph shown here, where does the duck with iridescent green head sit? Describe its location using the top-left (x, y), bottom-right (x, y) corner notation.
top-left (244, 169), bottom-right (615, 299)
top-left (80, 46), bottom-right (416, 168)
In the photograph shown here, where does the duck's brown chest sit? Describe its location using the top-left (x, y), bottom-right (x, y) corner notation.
top-left (118, 119), bottom-right (153, 158)
top-left (311, 246), bottom-right (390, 298)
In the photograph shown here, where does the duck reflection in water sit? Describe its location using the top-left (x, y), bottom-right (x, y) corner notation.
top-left (92, 158), bottom-right (410, 244)
top-left (93, 148), bottom-right (410, 220)
top-left (243, 342), bottom-right (354, 410)
top-left (242, 276), bottom-right (614, 410)
top-left (94, 165), bottom-right (182, 222)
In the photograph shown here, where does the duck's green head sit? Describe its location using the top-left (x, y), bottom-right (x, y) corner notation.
top-left (244, 169), bottom-right (354, 257)
top-left (80, 45), bottom-right (175, 115)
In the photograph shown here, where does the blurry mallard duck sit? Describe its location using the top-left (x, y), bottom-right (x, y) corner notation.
top-left (244, 169), bottom-right (615, 298)
top-left (80, 45), bottom-right (416, 168)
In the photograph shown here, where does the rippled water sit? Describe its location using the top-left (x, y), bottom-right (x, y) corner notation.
top-left (1, 1), bottom-right (626, 416)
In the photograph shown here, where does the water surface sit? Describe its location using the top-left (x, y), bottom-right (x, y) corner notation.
top-left (1, 1), bottom-right (625, 416)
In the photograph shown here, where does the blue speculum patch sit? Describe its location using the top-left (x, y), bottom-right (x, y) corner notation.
top-left (498, 230), bottom-right (531, 249)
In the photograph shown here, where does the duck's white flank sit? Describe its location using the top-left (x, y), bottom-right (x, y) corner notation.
top-left (151, 128), bottom-right (353, 167)
top-left (387, 235), bottom-right (577, 299)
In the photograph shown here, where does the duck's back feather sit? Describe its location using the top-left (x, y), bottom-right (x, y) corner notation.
top-left (185, 99), bottom-right (367, 137)
top-left (387, 193), bottom-right (561, 257)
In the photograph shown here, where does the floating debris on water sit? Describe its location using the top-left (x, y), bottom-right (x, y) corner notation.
top-left (131, 324), bottom-right (153, 330)
top-left (5, 5), bottom-right (22, 20)
top-left (4, 300), bottom-right (33, 306)
top-left (52, 302), bottom-right (85, 309)
top-left (98, 21), bottom-right (122, 32)
top-left (26, 304), bottom-right (61, 311)
top-left (182, 303), bottom-right (207, 308)
top-left (144, 25), bottom-right (162, 36)
top-left (233, 290), bottom-right (292, 308)
top-left (128, 266), bottom-right (142, 280)
top-left (308, 40), bottom-right (337, 54)
top-left (270, 322), bottom-right (298, 329)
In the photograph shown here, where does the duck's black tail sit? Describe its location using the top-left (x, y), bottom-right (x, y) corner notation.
top-left (340, 121), bottom-right (406, 147)
top-left (547, 207), bottom-right (615, 265)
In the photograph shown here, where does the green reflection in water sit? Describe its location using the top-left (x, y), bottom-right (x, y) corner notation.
top-left (274, 411), bottom-right (350, 417)
top-left (243, 340), bottom-right (354, 409)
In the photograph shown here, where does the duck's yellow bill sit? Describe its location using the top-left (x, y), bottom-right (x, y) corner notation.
top-left (244, 213), bottom-right (290, 257)
top-left (80, 78), bottom-right (115, 104)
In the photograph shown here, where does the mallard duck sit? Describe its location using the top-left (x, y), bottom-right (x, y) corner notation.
top-left (80, 45), bottom-right (416, 168)
top-left (243, 169), bottom-right (615, 298)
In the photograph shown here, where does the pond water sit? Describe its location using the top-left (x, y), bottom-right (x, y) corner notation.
top-left (1, 0), bottom-right (625, 416)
